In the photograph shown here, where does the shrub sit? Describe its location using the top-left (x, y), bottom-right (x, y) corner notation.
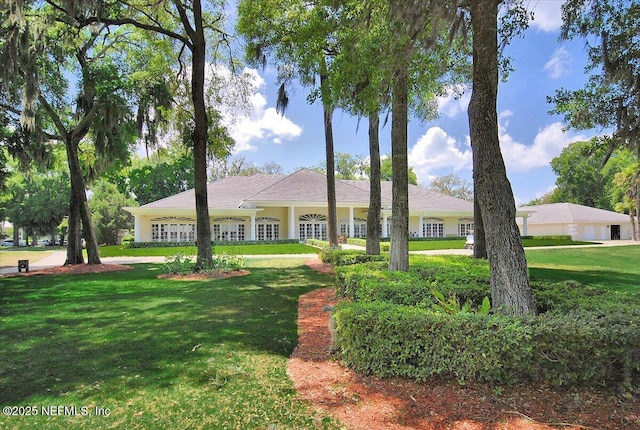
top-left (306, 239), bottom-right (333, 249)
top-left (121, 235), bottom-right (135, 245)
top-left (127, 239), bottom-right (299, 249)
top-left (335, 301), bottom-right (640, 389)
top-left (333, 254), bottom-right (640, 392)
top-left (204, 253), bottom-right (245, 273)
top-left (320, 248), bottom-right (387, 266)
top-left (162, 252), bottom-right (195, 275)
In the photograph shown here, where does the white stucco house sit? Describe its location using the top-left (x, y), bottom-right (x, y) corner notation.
top-left (516, 202), bottom-right (633, 241)
top-left (125, 168), bottom-right (486, 243)
top-left (124, 168), bottom-right (635, 244)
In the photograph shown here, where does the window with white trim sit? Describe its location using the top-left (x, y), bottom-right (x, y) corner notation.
top-left (340, 217), bottom-right (367, 238)
top-left (299, 214), bottom-right (327, 241)
top-left (257, 217), bottom-right (280, 241)
top-left (422, 218), bottom-right (444, 238)
top-left (213, 217), bottom-right (246, 241)
top-left (458, 218), bottom-right (474, 237)
top-left (151, 217), bottom-right (196, 242)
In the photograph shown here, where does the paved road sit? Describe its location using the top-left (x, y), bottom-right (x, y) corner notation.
top-left (1, 240), bottom-right (637, 275)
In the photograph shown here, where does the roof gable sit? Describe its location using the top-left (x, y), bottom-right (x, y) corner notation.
top-left (244, 168), bottom-right (375, 204)
top-left (141, 173), bottom-right (285, 209)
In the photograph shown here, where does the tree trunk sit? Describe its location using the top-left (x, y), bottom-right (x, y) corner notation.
top-left (366, 112), bottom-right (381, 255)
top-left (389, 67), bottom-right (409, 272)
top-left (320, 71), bottom-right (339, 249)
top-left (468, 0), bottom-right (536, 316)
top-left (191, 0), bottom-right (214, 270)
top-left (473, 193), bottom-right (487, 258)
top-left (66, 192), bottom-right (83, 264)
top-left (65, 139), bottom-right (101, 264)
top-left (324, 103), bottom-right (339, 248)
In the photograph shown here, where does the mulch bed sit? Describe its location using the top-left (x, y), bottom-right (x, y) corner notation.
top-left (292, 258), bottom-right (640, 430)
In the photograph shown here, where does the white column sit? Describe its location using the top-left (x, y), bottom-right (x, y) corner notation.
top-left (382, 214), bottom-right (389, 238)
top-left (349, 207), bottom-right (355, 237)
top-left (134, 215), bottom-right (141, 242)
top-left (418, 216), bottom-right (424, 238)
top-left (522, 216), bottom-right (529, 236)
top-left (250, 214), bottom-right (256, 241)
top-left (288, 206), bottom-right (296, 240)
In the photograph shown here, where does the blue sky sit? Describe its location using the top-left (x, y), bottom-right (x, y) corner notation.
top-left (220, 1), bottom-right (593, 206)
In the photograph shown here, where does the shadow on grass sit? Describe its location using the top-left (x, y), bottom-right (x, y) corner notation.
top-left (529, 266), bottom-right (639, 294)
top-left (0, 263), bottom-right (332, 405)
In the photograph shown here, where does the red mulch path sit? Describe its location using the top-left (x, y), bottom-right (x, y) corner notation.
top-left (292, 258), bottom-right (640, 430)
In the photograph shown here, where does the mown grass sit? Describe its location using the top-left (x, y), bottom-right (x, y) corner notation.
top-left (0, 259), bottom-right (340, 429)
top-left (526, 245), bottom-right (640, 294)
top-left (99, 243), bottom-right (318, 257)
top-left (0, 248), bottom-right (57, 268)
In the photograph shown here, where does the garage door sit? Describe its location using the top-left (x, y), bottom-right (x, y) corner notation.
top-left (584, 225), bottom-right (596, 241)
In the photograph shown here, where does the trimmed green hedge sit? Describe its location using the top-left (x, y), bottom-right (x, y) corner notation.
top-left (333, 255), bottom-right (640, 391)
top-left (319, 248), bottom-right (387, 266)
top-left (335, 301), bottom-right (640, 389)
top-left (125, 239), bottom-right (299, 248)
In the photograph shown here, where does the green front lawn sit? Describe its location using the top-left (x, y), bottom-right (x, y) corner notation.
top-left (0, 248), bottom-right (57, 269)
top-left (0, 259), bottom-right (339, 429)
top-left (526, 245), bottom-right (640, 294)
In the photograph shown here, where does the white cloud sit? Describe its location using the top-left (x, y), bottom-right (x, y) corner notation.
top-left (408, 127), bottom-right (472, 183)
top-left (544, 47), bottom-right (572, 79)
top-left (218, 69), bottom-right (302, 153)
top-left (499, 120), bottom-right (589, 173)
top-left (529, 0), bottom-right (564, 32)
top-left (230, 107), bottom-right (302, 152)
top-left (437, 85), bottom-right (471, 118)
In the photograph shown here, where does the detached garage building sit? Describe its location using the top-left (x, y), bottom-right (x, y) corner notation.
top-left (517, 202), bottom-right (633, 241)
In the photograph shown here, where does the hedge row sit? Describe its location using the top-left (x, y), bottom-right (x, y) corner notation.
top-left (332, 255), bottom-right (640, 391)
top-left (335, 301), bottom-right (640, 389)
top-left (124, 239), bottom-right (300, 248)
top-left (319, 248), bottom-right (387, 266)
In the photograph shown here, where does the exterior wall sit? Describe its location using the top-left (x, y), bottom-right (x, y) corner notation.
top-left (137, 215), bottom-right (154, 242)
top-left (517, 221), bottom-right (633, 240)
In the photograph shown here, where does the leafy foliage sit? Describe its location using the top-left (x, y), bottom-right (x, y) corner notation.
top-left (333, 255), bottom-right (640, 390)
top-left (88, 180), bottom-right (137, 245)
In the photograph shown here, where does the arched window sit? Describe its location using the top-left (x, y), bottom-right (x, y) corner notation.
top-left (299, 214), bottom-right (327, 241)
top-left (256, 217), bottom-right (280, 241)
top-left (423, 217), bottom-right (444, 238)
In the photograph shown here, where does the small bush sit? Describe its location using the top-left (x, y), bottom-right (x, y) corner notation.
top-left (204, 253), bottom-right (245, 273)
top-left (162, 252), bottom-right (195, 275)
top-left (121, 235), bottom-right (135, 245)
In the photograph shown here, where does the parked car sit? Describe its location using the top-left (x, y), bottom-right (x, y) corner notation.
top-left (1, 239), bottom-right (26, 247)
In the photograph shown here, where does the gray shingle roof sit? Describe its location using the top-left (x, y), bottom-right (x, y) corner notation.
top-left (518, 202), bottom-right (630, 224)
top-left (244, 168), bottom-right (374, 204)
top-left (141, 174), bottom-right (285, 209)
top-left (139, 168), bottom-right (474, 214)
